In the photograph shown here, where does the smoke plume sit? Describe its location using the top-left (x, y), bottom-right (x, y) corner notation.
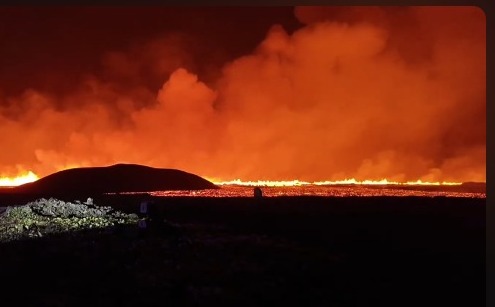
top-left (0, 6), bottom-right (485, 182)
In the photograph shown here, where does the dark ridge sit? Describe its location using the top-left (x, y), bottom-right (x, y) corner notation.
top-left (459, 182), bottom-right (486, 193)
top-left (9, 164), bottom-right (218, 196)
top-left (362, 181), bottom-right (486, 194)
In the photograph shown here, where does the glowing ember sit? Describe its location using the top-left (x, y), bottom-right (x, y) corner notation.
top-left (211, 179), bottom-right (462, 187)
top-left (0, 171), bottom-right (39, 187)
top-left (138, 185), bottom-right (484, 198)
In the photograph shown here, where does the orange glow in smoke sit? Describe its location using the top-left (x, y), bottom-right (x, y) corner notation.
top-left (0, 7), bottom-right (486, 186)
top-left (0, 171), bottom-right (39, 187)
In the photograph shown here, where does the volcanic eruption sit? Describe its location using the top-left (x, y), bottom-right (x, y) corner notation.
top-left (0, 6), bottom-right (486, 186)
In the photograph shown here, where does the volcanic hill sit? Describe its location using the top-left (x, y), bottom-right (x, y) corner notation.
top-left (9, 164), bottom-right (218, 196)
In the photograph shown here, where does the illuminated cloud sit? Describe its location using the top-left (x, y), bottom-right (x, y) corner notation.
top-left (0, 7), bottom-right (485, 182)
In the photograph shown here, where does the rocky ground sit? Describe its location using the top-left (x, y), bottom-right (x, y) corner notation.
top-left (0, 196), bottom-right (485, 307)
top-left (0, 198), bottom-right (139, 242)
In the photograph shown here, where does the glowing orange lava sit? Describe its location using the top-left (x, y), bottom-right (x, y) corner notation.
top-left (0, 171), bottom-right (39, 187)
top-left (210, 179), bottom-right (462, 187)
top-left (0, 170), bottom-right (463, 188)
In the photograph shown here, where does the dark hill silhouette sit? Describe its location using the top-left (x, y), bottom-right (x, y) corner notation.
top-left (12, 164), bottom-right (218, 195)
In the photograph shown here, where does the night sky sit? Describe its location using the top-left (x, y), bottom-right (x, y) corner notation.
top-left (0, 6), bottom-right (486, 182)
top-left (0, 7), bottom-right (302, 96)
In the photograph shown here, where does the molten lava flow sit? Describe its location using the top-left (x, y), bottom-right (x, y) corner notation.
top-left (0, 171), bottom-right (39, 187)
top-left (210, 179), bottom-right (312, 187)
top-left (211, 179), bottom-right (462, 187)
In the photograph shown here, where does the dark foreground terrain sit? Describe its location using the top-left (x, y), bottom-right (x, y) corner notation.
top-left (0, 195), bottom-right (485, 307)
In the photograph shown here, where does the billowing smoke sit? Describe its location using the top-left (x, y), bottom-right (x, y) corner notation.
top-left (0, 6), bottom-right (485, 182)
